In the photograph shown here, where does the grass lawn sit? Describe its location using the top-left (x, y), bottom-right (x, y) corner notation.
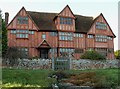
top-left (1, 68), bottom-right (120, 88)
top-left (2, 68), bottom-right (56, 88)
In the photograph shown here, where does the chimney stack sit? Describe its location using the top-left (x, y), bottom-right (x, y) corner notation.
top-left (5, 12), bottom-right (9, 26)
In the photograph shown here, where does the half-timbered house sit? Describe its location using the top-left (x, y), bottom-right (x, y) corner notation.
top-left (6, 5), bottom-right (116, 59)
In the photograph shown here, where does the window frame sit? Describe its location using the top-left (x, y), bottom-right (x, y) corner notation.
top-left (50, 32), bottom-right (57, 36)
top-left (95, 34), bottom-right (107, 42)
top-left (18, 47), bottom-right (29, 58)
top-left (96, 22), bottom-right (107, 30)
top-left (29, 31), bottom-right (35, 35)
top-left (17, 16), bottom-right (28, 24)
top-left (60, 17), bottom-right (73, 25)
top-left (59, 32), bottom-right (73, 41)
top-left (16, 29), bottom-right (29, 38)
top-left (10, 30), bottom-right (16, 34)
top-left (42, 34), bottom-right (46, 39)
top-left (87, 34), bottom-right (94, 38)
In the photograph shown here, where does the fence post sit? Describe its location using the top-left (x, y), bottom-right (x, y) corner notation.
top-left (52, 50), bottom-right (54, 70)
top-left (69, 52), bottom-right (72, 69)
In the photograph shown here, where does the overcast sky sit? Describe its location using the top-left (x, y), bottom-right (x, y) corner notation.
top-left (0, 0), bottom-right (119, 50)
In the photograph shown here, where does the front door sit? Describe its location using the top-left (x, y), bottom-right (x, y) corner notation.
top-left (40, 49), bottom-right (49, 59)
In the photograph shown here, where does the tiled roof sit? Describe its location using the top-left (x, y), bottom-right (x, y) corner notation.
top-left (28, 11), bottom-right (57, 31)
top-left (75, 15), bottom-right (93, 33)
top-left (27, 11), bottom-right (93, 33)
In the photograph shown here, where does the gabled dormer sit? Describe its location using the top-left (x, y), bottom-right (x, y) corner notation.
top-left (55, 5), bottom-right (75, 32)
top-left (58, 5), bottom-right (75, 18)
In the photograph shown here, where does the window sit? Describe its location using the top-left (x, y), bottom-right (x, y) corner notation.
top-left (18, 48), bottom-right (28, 58)
top-left (95, 35), bottom-right (107, 42)
top-left (74, 33), bottom-right (83, 38)
top-left (16, 29), bottom-right (28, 38)
top-left (29, 31), bottom-right (34, 34)
top-left (60, 48), bottom-right (74, 53)
top-left (49, 48), bottom-right (57, 53)
top-left (17, 16), bottom-right (28, 24)
top-left (59, 32), bottom-right (73, 41)
top-left (96, 22), bottom-right (107, 30)
top-left (108, 48), bottom-right (114, 53)
top-left (10, 30), bottom-right (16, 34)
top-left (17, 30), bottom-right (28, 33)
top-left (16, 34), bottom-right (28, 38)
top-left (60, 17), bottom-right (73, 25)
top-left (75, 49), bottom-right (84, 53)
top-left (87, 34), bottom-right (94, 38)
top-left (50, 32), bottom-right (57, 36)
top-left (95, 48), bottom-right (107, 56)
top-left (107, 36), bottom-right (112, 40)
top-left (87, 48), bottom-right (94, 51)
top-left (42, 34), bottom-right (46, 39)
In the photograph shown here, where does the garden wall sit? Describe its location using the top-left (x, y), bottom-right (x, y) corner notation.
top-left (17, 59), bottom-right (52, 69)
top-left (16, 58), bottom-right (119, 70)
top-left (72, 59), bottom-right (119, 70)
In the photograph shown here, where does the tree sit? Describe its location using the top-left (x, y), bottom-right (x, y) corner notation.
top-left (0, 9), bottom-right (2, 57)
top-left (2, 16), bottom-right (8, 58)
top-left (114, 50), bottom-right (120, 59)
top-left (3, 47), bottom-right (23, 66)
top-left (80, 50), bottom-right (106, 60)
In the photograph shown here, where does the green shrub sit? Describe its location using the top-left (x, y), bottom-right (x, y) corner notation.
top-left (80, 50), bottom-right (106, 60)
top-left (114, 50), bottom-right (120, 59)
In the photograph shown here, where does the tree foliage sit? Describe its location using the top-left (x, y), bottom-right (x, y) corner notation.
top-left (114, 50), bottom-right (120, 59)
top-left (80, 50), bottom-right (106, 60)
top-left (3, 47), bottom-right (22, 66)
top-left (0, 9), bottom-right (2, 57)
top-left (2, 17), bottom-right (8, 58)
top-left (0, 9), bottom-right (2, 18)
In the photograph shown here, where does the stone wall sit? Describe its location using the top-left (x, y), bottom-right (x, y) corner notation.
top-left (16, 58), bottom-right (119, 70)
top-left (72, 59), bottom-right (119, 70)
top-left (17, 59), bottom-right (52, 69)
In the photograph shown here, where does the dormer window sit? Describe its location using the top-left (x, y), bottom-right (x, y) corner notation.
top-left (96, 22), bottom-right (107, 30)
top-left (60, 17), bottom-right (73, 25)
top-left (17, 16), bottom-right (28, 24)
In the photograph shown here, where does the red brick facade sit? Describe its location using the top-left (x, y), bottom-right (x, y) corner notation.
top-left (7, 5), bottom-right (116, 59)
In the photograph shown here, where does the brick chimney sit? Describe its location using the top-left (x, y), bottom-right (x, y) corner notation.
top-left (5, 12), bottom-right (9, 26)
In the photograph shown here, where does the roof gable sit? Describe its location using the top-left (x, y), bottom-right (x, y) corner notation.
top-left (38, 40), bottom-right (51, 48)
top-left (58, 5), bottom-right (75, 18)
top-left (7, 7), bottom-right (25, 28)
top-left (100, 13), bottom-right (116, 37)
top-left (88, 13), bottom-right (116, 38)
top-left (7, 7), bottom-right (38, 30)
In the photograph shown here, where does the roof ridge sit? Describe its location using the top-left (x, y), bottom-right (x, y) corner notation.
top-left (28, 11), bottom-right (93, 18)
top-left (27, 11), bottom-right (58, 14)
